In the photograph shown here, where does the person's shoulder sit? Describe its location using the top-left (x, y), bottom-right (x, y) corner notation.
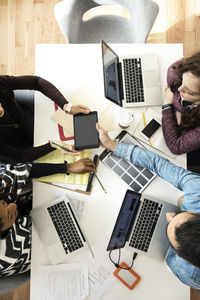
top-left (0, 75), bottom-right (12, 89)
top-left (167, 58), bottom-right (184, 89)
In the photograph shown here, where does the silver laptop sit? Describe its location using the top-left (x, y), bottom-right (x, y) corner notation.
top-left (107, 189), bottom-right (178, 261)
top-left (101, 40), bottom-right (161, 108)
top-left (31, 194), bottom-right (91, 264)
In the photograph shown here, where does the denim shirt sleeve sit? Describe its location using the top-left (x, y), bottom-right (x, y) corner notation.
top-left (114, 143), bottom-right (200, 212)
top-left (166, 247), bottom-right (200, 290)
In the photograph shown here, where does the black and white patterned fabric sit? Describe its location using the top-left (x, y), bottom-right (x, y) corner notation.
top-left (0, 163), bottom-right (32, 277)
top-left (0, 163), bottom-right (32, 202)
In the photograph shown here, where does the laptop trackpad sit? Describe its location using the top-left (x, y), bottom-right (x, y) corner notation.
top-left (154, 221), bottom-right (169, 245)
top-left (144, 70), bottom-right (159, 87)
top-left (38, 225), bottom-right (58, 246)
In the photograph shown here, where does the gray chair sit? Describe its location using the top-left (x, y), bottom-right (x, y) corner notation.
top-left (54, 0), bottom-right (159, 44)
top-left (14, 89), bottom-right (34, 146)
top-left (0, 271), bottom-right (30, 296)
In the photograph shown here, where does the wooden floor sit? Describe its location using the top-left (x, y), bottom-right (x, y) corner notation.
top-left (0, 0), bottom-right (200, 299)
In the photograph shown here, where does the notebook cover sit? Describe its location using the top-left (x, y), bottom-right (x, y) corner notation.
top-left (54, 103), bottom-right (74, 141)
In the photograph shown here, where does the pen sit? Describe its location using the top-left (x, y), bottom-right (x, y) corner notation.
top-left (52, 142), bottom-right (73, 152)
top-left (94, 172), bottom-right (107, 194)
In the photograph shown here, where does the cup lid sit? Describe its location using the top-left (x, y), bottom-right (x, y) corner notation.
top-left (119, 110), bottom-right (134, 126)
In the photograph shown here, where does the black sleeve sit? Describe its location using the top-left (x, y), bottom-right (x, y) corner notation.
top-left (0, 142), bottom-right (54, 162)
top-left (0, 75), bottom-right (68, 109)
top-left (30, 163), bottom-right (67, 178)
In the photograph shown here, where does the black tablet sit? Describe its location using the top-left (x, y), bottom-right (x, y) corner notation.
top-left (73, 111), bottom-right (100, 150)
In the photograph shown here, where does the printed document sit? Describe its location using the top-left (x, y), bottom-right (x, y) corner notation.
top-left (39, 262), bottom-right (89, 300)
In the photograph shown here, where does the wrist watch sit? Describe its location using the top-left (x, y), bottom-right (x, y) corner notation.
top-left (64, 103), bottom-right (72, 114)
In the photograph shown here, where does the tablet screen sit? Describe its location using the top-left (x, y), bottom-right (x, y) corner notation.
top-left (74, 112), bottom-right (99, 150)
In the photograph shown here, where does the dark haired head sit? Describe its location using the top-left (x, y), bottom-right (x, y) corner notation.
top-left (175, 213), bottom-right (200, 267)
top-left (173, 52), bottom-right (200, 132)
top-left (175, 52), bottom-right (200, 83)
top-left (179, 105), bottom-right (200, 132)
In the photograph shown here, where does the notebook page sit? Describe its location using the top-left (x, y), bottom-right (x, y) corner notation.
top-left (36, 148), bottom-right (90, 185)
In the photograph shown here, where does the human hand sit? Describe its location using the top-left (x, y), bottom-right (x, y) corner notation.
top-left (70, 105), bottom-right (90, 115)
top-left (96, 123), bottom-right (117, 152)
top-left (67, 158), bottom-right (96, 174)
top-left (164, 87), bottom-right (174, 104)
top-left (50, 140), bottom-right (82, 156)
top-left (177, 195), bottom-right (184, 210)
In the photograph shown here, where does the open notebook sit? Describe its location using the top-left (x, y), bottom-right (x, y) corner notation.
top-left (36, 148), bottom-right (93, 194)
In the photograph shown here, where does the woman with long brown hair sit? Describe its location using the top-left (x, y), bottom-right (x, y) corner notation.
top-left (162, 52), bottom-right (200, 170)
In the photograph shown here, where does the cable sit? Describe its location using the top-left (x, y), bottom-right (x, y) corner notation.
top-left (109, 249), bottom-right (138, 270)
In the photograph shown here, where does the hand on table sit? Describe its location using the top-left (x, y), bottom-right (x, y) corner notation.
top-left (67, 158), bottom-right (96, 174)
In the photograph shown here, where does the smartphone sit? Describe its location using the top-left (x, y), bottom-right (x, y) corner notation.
top-left (140, 118), bottom-right (161, 140)
top-left (73, 111), bottom-right (100, 150)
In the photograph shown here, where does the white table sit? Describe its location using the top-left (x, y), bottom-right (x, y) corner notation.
top-left (31, 44), bottom-right (189, 300)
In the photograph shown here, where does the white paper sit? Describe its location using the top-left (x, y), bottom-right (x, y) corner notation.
top-left (39, 262), bottom-right (89, 300)
top-left (88, 259), bottom-right (116, 300)
top-left (69, 197), bottom-right (86, 221)
top-left (81, 232), bottom-right (119, 300)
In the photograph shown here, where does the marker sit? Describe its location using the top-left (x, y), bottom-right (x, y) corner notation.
top-left (94, 172), bottom-right (107, 194)
top-left (52, 142), bottom-right (73, 153)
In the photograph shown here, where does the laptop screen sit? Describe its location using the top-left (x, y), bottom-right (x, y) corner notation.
top-left (106, 190), bottom-right (141, 251)
top-left (101, 40), bottom-right (121, 106)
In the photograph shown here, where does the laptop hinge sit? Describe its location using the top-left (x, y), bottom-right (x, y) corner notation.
top-left (117, 62), bottom-right (124, 104)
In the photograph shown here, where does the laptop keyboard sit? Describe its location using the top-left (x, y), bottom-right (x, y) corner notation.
top-left (123, 58), bottom-right (145, 103)
top-left (47, 201), bottom-right (85, 254)
top-left (129, 198), bottom-right (162, 252)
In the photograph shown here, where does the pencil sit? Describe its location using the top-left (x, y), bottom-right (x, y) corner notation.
top-left (94, 172), bottom-right (107, 193)
top-left (141, 112), bottom-right (153, 147)
top-left (52, 142), bottom-right (73, 152)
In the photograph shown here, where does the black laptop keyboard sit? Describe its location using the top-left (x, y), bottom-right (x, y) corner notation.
top-left (123, 58), bottom-right (145, 103)
top-left (129, 198), bottom-right (162, 252)
top-left (47, 200), bottom-right (85, 254)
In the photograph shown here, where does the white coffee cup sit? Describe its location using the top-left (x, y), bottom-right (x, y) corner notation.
top-left (118, 110), bottom-right (134, 128)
